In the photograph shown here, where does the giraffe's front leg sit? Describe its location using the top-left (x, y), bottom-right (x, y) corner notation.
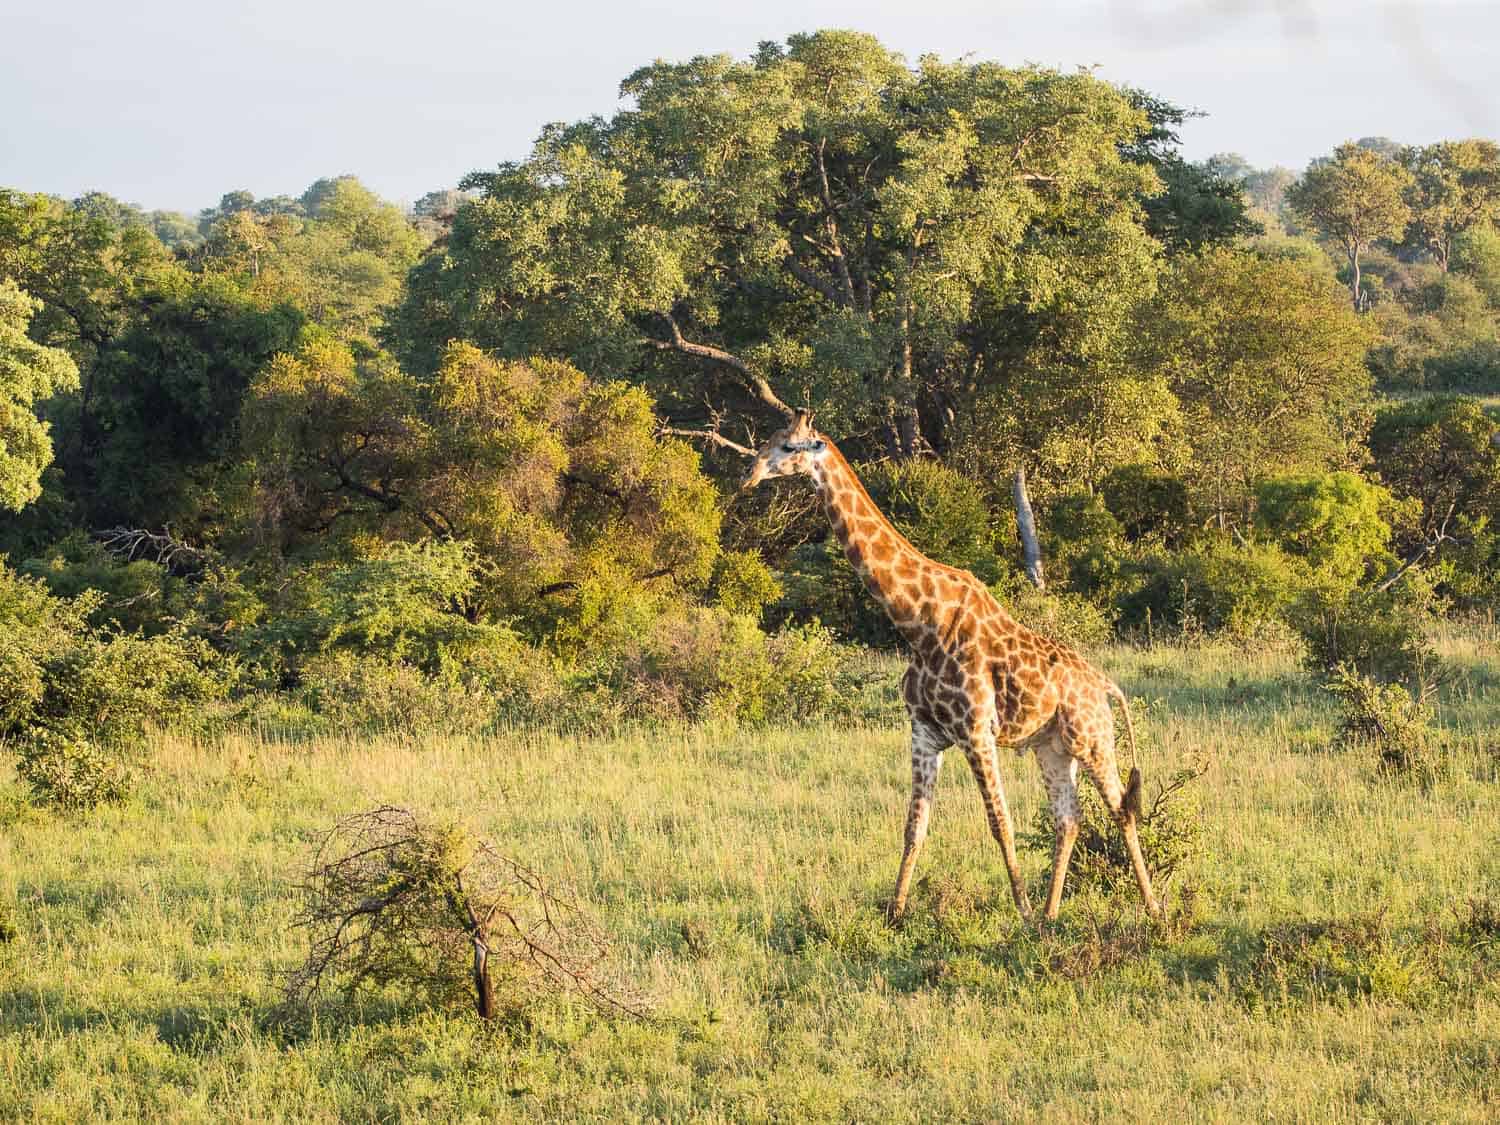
top-left (965, 732), bottom-right (1033, 923)
top-left (887, 720), bottom-right (946, 924)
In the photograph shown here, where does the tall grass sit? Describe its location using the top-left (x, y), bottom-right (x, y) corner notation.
top-left (2, 638), bottom-right (1498, 1121)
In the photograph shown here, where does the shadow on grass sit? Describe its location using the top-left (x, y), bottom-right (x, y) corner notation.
top-left (763, 882), bottom-right (1500, 1011)
top-left (0, 980), bottom-right (442, 1054)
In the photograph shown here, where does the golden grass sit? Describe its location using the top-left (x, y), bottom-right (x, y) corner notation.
top-left (2, 638), bottom-right (1498, 1121)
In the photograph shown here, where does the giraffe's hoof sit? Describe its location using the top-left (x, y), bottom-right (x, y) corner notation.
top-left (882, 900), bottom-right (907, 928)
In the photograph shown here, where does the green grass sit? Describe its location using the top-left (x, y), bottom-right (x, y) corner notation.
top-left (3, 639), bottom-right (1499, 1121)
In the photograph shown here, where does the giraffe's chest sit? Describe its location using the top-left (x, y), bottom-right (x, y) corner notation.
top-left (901, 644), bottom-right (1061, 746)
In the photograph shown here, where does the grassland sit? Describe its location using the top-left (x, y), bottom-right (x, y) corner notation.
top-left (3, 632), bottom-right (1500, 1122)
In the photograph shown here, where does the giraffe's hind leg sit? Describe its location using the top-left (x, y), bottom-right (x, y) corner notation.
top-left (1036, 735), bottom-right (1081, 922)
top-left (1062, 703), bottom-right (1162, 918)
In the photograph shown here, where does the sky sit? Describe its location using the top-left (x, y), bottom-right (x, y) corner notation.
top-left (3, 0), bottom-right (1498, 215)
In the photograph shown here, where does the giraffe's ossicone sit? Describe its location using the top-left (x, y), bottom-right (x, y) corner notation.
top-left (741, 410), bottom-right (1161, 924)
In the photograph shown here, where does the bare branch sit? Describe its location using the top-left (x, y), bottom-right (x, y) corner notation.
top-left (94, 526), bottom-right (207, 571)
top-left (286, 806), bottom-right (649, 1021)
top-left (658, 426), bottom-right (756, 459)
top-left (782, 252), bottom-right (849, 309)
top-left (648, 312), bottom-right (793, 419)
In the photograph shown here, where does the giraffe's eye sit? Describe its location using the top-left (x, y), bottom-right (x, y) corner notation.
top-left (781, 444), bottom-right (794, 454)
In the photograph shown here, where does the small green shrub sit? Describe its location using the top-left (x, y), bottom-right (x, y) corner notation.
top-left (1042, 492), bottom-right (1131, 602)
top-left (764, 622), bottom-right (845, 722)
top-left (1247, 913), bottom-right (1427, 1005)
top-left (1326, 664), bottom-right (1443, 779)
top-left (249, 539), bottom-right (506, 677)
top-left (1023, 699), bottom-right (1207, 899)
top-left (601, 608), bottom-right (855, 725)
top-left (13, 729), bottom-right (132, 810)
top-left (0, 563), bottom-right (226, 810)
top-left (297, 653), bottom-right (496, 735)
top-left (1003, 584), bottom-right (1114, 651)
top-left (1296, 581), bottom-right (1441, 684)
top-left (1118, 540), bottom-right (1299, 640)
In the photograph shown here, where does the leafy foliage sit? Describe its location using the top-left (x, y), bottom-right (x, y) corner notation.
top-left (245, 342), bottom-right (722, 635)
top-left (1326, 665), bottom-right (1443, 780)
top-left (1287, 143), bottom-right (1412, 308)
top-left (0, 281), bottom-right (79, 510)
top-left (0, 562), bottom-right (224, 809)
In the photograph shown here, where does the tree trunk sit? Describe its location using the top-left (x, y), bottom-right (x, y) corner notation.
top-left (471, 936), bottom-right (495, 1019)
top-left (1013, 468), bottom-right (1045, 592)
top-left (1349, 246), bottom-right (1362, 311)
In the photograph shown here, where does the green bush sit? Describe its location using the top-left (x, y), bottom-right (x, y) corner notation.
top-left (20, 534), bottom-right (172, 633)
top-left (1042, 492), bottom-right (1129, 602)
top-left (603, 607), bottom-right (854, 725)
top-left (1256, 472), bottom-right (1396, 601)
top-left (1003, 583), bottom-right (1115, 651)
top-left (296, 653), bottom-right (499, 735)
top-left (0, 561), bottom-right (225, 810)
top-left (1326, 664), bottom-right (1443, 780)
top-left (247, 539), bottom-right (515, 680)
top-left (1099, 465), bottom-right (1194, 546)
top-left (13, 729), bottom-right (132, 811)
top-left (1118, 540), bottom-right (1299, 640)
top-left (1294, 580), bottom-right (1440, 684)
top-left (764, 622), bottom-right (846, 722)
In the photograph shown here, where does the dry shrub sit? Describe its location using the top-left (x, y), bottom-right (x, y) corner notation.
top-left (286, 806), bottom-right (645, 1021)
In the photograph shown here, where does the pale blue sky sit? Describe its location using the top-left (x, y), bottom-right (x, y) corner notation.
top-left (4, 0), bottom-right (1496, 214)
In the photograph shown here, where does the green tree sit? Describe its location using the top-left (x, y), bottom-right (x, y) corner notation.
top-left (0, 189), bottom-right (175, 372)
top-left (1286, 142), bottom-right (1412, 309)
top-left (1256, 471), bottom-right (1395, 599)
top-left (1369, 395), bottom-right (1500, 562)
top-left (83, 274), bottom-right (305, 530)
top-left (1122, 95), bottom-right (1258, 255)
top-left (1144, 248), bottom-right (1372, 527)
top-left (200, 179), bottom-right (421, 344)
top-left (0, 281), bottom-right (80, 510)
top-left (392, 31), bottom-right (1163, 457)
top-left (1401, 139), bottom-right (1500, 272)
top-left (242, 340), bottom-right (722, 632)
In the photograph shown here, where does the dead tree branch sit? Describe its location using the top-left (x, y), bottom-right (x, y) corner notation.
top-left (645, 312), bottom-right (794, 418)
top-left (286, 805), bottom-right (648, 1021)
top-left (1012, 468), bottom-right (1046, 592)
top-left (93, 526), bottom-right (208, 572)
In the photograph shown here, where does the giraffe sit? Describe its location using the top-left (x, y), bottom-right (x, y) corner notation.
top-left (741, 410), bottom-right (1160, 924)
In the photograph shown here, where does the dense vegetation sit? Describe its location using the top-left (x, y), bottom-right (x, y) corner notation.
top-left (3, 28), bottom-right (1500, 1115)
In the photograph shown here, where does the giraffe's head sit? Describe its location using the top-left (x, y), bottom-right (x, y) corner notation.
top-left (740, 409), bottom-right (829, 492)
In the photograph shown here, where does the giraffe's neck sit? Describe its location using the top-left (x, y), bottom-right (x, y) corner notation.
top-left (811, 445), bottom-right (938, 639)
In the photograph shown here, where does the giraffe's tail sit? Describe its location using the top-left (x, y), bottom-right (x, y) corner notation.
top-left (1106, 682), bottom-right (1144, 821)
